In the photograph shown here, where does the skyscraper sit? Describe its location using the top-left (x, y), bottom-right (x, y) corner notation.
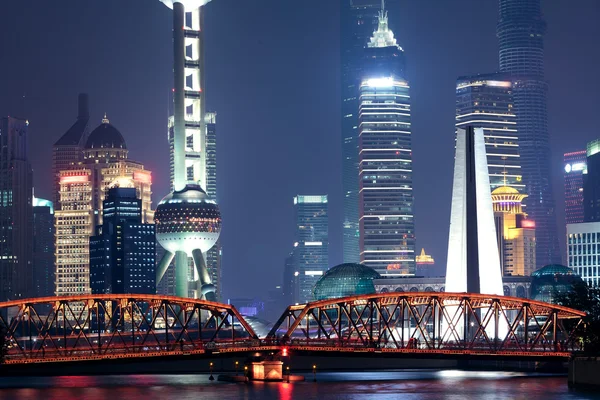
top-left (90, 187), bottom-right (156, 294)
top-left (54, 117), bottom-right (153, 296)
top-left (564, 150), bottom-right (586, 225)
top-left (583, 140), bottom-right (600, 222)
top-left (491, 186), bottom-right (536, 276)
top-left (497, 0), bottom-right (560, 266)
top-left (53, 94), bottom-right (90, 209)
top-left (32, 197), bottom-right (55, 298)
top-left (358, 4), bottom-right (414, 276)
top-left (456, 74), bottom-right (523, 192)
top-left (0, 117), bottom-right (33, 300)
top-left (293, 195), bottom-right (328, 304)
top-left (340, 0), bottom-right (382, 263)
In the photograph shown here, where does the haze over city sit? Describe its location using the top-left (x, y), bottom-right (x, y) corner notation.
top-left (0, 0), bottom-right (598, 301)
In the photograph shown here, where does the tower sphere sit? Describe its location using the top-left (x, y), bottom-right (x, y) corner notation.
top-left (159, 0), bottom-right (212, 9)
top-left (154, 184), bottom-right (221, 255)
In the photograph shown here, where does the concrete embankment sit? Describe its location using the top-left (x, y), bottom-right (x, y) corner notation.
top-left (568, 357), bottom-right (600, 390)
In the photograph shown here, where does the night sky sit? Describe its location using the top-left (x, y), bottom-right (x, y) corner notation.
top-left (0, 0), bottom-right (598, 299)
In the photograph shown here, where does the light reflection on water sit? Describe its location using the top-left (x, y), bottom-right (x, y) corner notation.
top-left (0, 371), bottom-right (596, 400)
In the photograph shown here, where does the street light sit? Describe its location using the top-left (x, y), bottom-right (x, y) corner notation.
top-left (312, 364), bottom-right (317, 382)
top-left (209, 361), bottom-right (214, 381)
top-left (235, 360), bottom-right (239, 376)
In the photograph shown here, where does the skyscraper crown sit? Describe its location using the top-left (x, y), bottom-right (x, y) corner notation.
top-left (367, 0), bottom-right (402, 50)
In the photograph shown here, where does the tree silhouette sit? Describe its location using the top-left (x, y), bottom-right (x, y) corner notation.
top-left (555, 283), bottom-right (600, 354)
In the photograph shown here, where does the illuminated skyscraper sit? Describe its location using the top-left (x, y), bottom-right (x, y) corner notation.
top-left (53, 94), bottom-right (90, 210)
top-left (90, 187), bottom-right (156, 294)
top-left (341, 0), bottom-right (382, 263)
top-left (497, 0), bottom-right (560, 266)
top-left (293, 195), bottom-right (328, 304)
top-left (456, 74), bottom-right (523, 192)
top-left (54, 117), bottom-right (153, 296)
top-left (564, 150), bottom-right (586, 225)
top-left (584, 140), bottom-right (600, 223)
top-left (358, 3), bottom-right (414, 276)
top-left (491, 186), bottom-right (536, 276)
top-left (0, 117), bottom-right (33, 300)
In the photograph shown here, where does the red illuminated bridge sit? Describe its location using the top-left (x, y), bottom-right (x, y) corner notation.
top-left (0, 293), bottom-right (586, 365)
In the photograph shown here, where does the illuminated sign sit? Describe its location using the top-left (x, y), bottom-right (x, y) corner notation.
top-left (521, 220), bottom-right (535, 229)
top-left (305, 241), bottom-right (322, 246)
top-left (60, 175), bottom-right (89, 184)
top-left (134, 171), bottom-right (152, 184)
top-left (565, 162), bottom-right (586, 173)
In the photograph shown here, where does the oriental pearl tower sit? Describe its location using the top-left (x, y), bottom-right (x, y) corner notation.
top-left (155, 0), bottom-right (218, 301)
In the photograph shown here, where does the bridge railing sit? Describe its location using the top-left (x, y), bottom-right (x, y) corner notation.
top-left (267, 292), bottom-right (586, 356)
top-left (0, 294), bottom-right (259, 363)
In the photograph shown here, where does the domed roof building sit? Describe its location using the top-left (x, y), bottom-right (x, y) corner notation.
top-left (83, 114), bottom-right (128, 161)
top-left (313, 263), bottom-right (381, 301)
top-left (531, 264), bottom-right (582, 304)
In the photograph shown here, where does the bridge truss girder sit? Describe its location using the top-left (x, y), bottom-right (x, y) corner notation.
top-left (0, 294), bottom-right (258, 364)
top-left (268, 292), bottom-right (586, 356)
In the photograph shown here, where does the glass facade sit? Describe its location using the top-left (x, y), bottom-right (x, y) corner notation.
top-left (340, 0), bottom-right (382, 264)
top-left (0, 117), bottom-right (33, 299)
top-left (90, 188), bottom-right (156, 295)
top-left (564, 150), bottom-right (586, 225)
top-left (313, 263), bottom-right (380, 301)
top-left (456, 74), bottom-right (523, 192)
top-left (358, 7), bottom-right (414, 276)
top-left (497, 0), bottom-right (560, 267)
top-left (293, 195), bottom-right (329, 304)
top-left (530, 264), bottom-right (582, 304)
top-left (567, 222), bottom-right (600, 287)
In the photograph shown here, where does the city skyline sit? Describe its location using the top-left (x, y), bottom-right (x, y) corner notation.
top-left (0, 0), bottom-right (598, 298)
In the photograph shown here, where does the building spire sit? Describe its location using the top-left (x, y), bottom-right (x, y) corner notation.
top-left (102, 112), bottom-right (109, 124)
top-left (368, 0), bottom-right (402, 50)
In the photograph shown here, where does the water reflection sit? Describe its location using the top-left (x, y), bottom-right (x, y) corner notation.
top-left (0, 371), bottom-right (594, 400)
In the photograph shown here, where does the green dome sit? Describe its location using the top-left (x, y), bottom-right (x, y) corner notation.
top-left (313, 263), bottom-right (381, 301)
top-left (532, 264), bottom-right (576, 277)
top-left (531, 264), bottom-right (582, 304)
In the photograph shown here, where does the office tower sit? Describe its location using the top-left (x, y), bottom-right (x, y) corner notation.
top-left (282, 251), bottom-right (297, 305)
top-left (32, 197), bottom-right (55, 298)
top-left (53, 94), bottom-right (90, 209)
top-left (456, 74), bottom-right (523, 192)
top-left (340, 0), bottom-right (382, 263)
top-left (358, 3), bottom-right (414, 276)
top-left (54, 116), bottom-right (153, 296)
top-left (491, 187), bottom-right (536, 276)
top-left (497, 0), bottom-right (560, 266)
top-left (564, 150), bottom-right (586, 225)
top-left (446, 127), bottom-right (503, 296)
top-left (157, 0), bottom-right (220, 300)
top-left (90, 187), bottom-right (156, 294)
top-left (0, 117), bottom-right (33, 300)
top-left (293, 195), bottom-right (328, 304)
top-left (584, 140), bottom-right (600, 222)
top-left (567, 223), bottom-right (600, 287)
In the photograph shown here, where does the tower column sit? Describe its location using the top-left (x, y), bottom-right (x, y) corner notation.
top-left (175, 251), bottom-right (189, 297)
top-left (172, 2), bottom-right (187, 191)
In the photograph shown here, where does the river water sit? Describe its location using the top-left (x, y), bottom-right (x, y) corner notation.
top-left (0, 371), bottom-right (597, 400)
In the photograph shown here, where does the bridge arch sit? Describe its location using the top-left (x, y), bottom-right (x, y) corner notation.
top-left (0, 294), bottom-right (258, 364)
top-left (268, 292), bottom-right (585, 357)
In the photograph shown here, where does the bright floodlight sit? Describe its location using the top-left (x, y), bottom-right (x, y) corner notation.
top-left (366, 77), bottom-right (394, 88)
top-left (160, 0), bottom-right (212, 9)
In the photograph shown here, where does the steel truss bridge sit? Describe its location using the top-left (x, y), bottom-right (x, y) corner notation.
top-left (0, 292), bottom-right (586, 365)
